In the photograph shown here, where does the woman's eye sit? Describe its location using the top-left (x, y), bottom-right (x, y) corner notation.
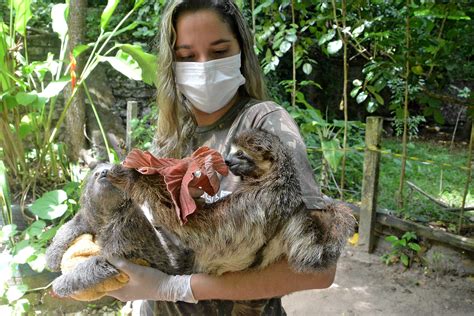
top-left (214, 50), bottom-right (228, 56)
top-left (178, 55), bottom-right (194, 61)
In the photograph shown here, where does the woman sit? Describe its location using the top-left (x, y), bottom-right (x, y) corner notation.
top-left (108, 0), bottom-right (336, 314)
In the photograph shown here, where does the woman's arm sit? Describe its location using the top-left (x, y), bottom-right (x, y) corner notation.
top-left (107, 257), bottom-right (335, 302)
top-left (192, 259), bottom-right (336, 301)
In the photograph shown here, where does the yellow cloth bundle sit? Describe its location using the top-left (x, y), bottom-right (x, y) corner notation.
top-left (60, 234), bottom-right (148, 301)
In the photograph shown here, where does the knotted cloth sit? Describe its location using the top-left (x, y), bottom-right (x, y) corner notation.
top-left (123, 147), bottom-right (229, 224)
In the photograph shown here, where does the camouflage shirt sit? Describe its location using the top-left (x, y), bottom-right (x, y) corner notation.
top-left (188, 97), bottom-right (324, 209)
top-left (141, 98), bottom-right (324, 315)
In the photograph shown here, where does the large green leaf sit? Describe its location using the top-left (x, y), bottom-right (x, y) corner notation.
top-left (28, 252), bottom-right (46, 273)
top-left (327, 39), bottom-right (343, 55)
top-left (39, 78), bottom-right (70, 99)
top-left (133, 0), bottom-right (145, 10)
top-left (400, 254), bottom-right (409, 267)
top-left (98, 50), bottom-right (142, 81)
top-left (12, 0), bottom-right (32, 35)
top-left (302, 63), bottom-right (312, 75)
top-left (30, 190), bottom-right (68, 220)
top-left (15, 92), bottom-right (37, 106)
top-left (6, 285), bottom-right (28, 303)
top-left (13, 240), bottom-right (35, 264)
top-left (118, 44), bottom-right (157, 85)
top-left (0, 160), bottom-right (12, 226)
top-left (318, 29), bottom-right (336, 45)
top-left (321, 139), bottom-right (343, 172)
top-left (279, 40), bottom-right (291, 53)
top-left (51, 3), bottom-right (68, 42)
top-left (101, 0), bottom-right (120, 31)
top-left (73, 44), bottom-right (93, 57)
top-left (0, 224), bottom-right (17, 242)
top-left (25, 220), bottom-right (46, 238)
top-left (356, 91), bottom-right (368, 104)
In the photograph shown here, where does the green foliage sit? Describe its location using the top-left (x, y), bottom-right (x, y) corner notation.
top-left (0, 161), bottom-right (12, 227)
top-left (381, 231), bottom-right (422, 268)
top-left (131, 0), bottom-right (165, 41)
top-left (287, 104), bottom-right (365, 197)
top-left (1, 0), bottom-right (155, 199)
top-left (0, 180), bottom-right (81, 310)
top-left (378, 138), bottom-right (472, 229)
top-left (391, 115), bottom-right (426, 139)
top-left (0, 1), bottom-right (73, 197)
top-left (131, 104), bottom-right (157, 151)
top-left (250, 1), bottom-right (472, 123)
top-left (0, 0), bottom-right (157, 311)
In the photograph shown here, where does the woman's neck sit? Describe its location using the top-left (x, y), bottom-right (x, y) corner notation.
top-left (191, 94), bottom-right (240, 127)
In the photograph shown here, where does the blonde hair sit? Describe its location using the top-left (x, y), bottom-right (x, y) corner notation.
top-left (154, 0), bottom-right (267, 158)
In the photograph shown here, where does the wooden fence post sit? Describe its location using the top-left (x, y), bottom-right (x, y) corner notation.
top-left (126, 101), bottom-right (138, 152)
top-left (359, 116), bottom-right (383, 253)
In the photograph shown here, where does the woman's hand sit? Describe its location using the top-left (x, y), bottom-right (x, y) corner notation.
top-left (107, 257), bottom-right (197, 303)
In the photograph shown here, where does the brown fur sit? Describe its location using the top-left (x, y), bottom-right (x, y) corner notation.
top-left (107, 129), bottom-right (356, 275)
top-left (46, 129), bottom-right (355, 299)
top-left (45, 164), bottom-right (193, 298)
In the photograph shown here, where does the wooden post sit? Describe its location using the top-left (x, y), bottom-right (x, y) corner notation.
top-left (126, 101), bottom-right (138, 152)
top-left (359, 116), bottom-right (383, 253)
top-left (458, 121), bottom-right (474, 234)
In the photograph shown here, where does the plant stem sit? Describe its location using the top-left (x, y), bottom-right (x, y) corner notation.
top-left (340, 0), bottom-right (349, 200)
top-left (251, 0), bottom-right (256, 35)
top-left (25, 281), bottom-right (53, 294)
top-left (82, 82), bottom-right (114, 162)
top-left (398, 2), bottom-right (411, 208)
top-left (81, 9), bottom-right (136, 82)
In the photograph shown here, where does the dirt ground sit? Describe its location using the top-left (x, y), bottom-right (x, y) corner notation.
top-left (282, 245), bottom-right (474, 316)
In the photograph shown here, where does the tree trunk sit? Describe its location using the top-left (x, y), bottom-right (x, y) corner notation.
top-left (64, 0), bottom-right (87, 162)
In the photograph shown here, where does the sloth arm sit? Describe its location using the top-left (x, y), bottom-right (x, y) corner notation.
top-left (191, 258), bottom-right (336, 301)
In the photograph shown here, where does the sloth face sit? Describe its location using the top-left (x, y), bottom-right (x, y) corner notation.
top-left (83, 164), bottom-right (127, 211)
top-left (225, 146), bottom-right (259, 177)
top-left (225, 130), bottom-right (278, 178)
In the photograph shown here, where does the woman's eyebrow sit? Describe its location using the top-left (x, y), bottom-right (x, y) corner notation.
top-left (175, 44), bottom-right (191, 51)
top-left (210, 39), bottom-right (231, 46)
top-left (175, 39), bottom-right (231, 50)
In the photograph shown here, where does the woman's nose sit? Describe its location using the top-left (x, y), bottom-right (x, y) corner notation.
top-left (195, 56), bottom-right (211, 63)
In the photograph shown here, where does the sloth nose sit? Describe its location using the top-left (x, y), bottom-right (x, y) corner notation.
top-left (224, 159), bottom-right (231, 166)
top-left (98, 168), bottom-right (108, 179)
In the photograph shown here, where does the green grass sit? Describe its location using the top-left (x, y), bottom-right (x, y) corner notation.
top-left (313, 137), bottom-right (472, 233)
top-left (377, 138), bottom-right (472, 232)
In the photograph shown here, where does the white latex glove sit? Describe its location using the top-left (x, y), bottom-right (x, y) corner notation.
top-left (107, 257), bottom-right (197, 303)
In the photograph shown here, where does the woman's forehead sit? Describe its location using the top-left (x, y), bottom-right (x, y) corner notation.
top-left (175, 9), bottom-right (236, 48)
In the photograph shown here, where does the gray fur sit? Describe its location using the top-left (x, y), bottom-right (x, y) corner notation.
top-left (47, 129), bottom-right (355, 298)
top-left (45, 164), bottom-right (193, 298)
top-left (107, 129), bottom-right (356, 275)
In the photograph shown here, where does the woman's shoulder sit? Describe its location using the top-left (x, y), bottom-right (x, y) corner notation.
top-left (239, 98), bottom-right (290, 125)
top-left (244, 98), bottom-right (284, 113)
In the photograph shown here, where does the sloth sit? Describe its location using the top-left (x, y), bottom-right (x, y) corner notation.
top-left (46, 129), bottom-right (355, 298)
top-left (45, 164), bottom-right (194, 298)
top-left (107, 129), bottom-right (355, 275)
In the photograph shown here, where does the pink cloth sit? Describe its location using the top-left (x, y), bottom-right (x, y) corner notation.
top-left (123, 147), bottom-right (229, 224)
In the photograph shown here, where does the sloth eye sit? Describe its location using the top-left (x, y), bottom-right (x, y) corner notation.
top-left (236, 150), bottom-right (245, 158)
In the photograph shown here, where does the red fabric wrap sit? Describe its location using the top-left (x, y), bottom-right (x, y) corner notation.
top-left (123, 147), bottom-right (229, 224)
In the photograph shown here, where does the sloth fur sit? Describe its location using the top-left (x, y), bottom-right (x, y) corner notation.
top-left (45, 164), bottom-right (193, 297)
top-left (46, 129), bottom-right (355, 297)
top-left (107, 129), bottom-right (355, 275)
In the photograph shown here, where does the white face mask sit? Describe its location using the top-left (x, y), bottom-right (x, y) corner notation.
top-left (174, 53), bottom-right (246, 114)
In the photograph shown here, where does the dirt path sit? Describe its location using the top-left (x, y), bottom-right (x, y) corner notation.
top-left (282, 245), bottom-right (474, 316)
